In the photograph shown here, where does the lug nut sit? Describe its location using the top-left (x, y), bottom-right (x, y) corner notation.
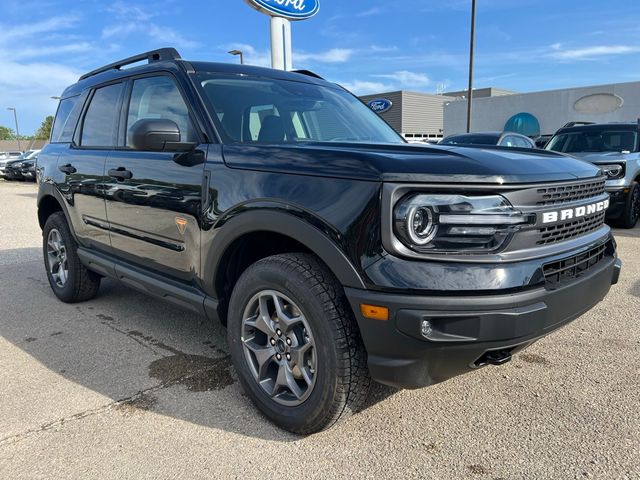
top-left (286, 353), bottom-right (291, 361)
top-left (270, 338), bottom-right (276, 346)
top-left (276, 353), bottom-right (282, 361)
top-left (286, 337), bottom-right (292, 346)
top-left (276, 328), bottom-right (282, 337)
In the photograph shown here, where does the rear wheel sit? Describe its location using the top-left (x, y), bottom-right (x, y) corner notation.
top-left (43, 212), bottom-right (101, 303)
top-left (619, 182), bottom-right (640, 229)
top-left (227, 253), bottom-right (370, 434)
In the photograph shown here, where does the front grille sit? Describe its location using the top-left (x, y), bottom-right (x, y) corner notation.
top-left (536, 211), bottom-right (606, 245)
top-left (543, 243), bottom-right (607, 285)
top-left (535, 179), bottom-right (606, 206)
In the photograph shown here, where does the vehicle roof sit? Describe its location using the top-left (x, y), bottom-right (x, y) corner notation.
top-left (445, 131), bottom-right (502, 138)
top-left (555, 122), bottom-right (639, 134)
top-left (61, 57), bottom-right (333, 98)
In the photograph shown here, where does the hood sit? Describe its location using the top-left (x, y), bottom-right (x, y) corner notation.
top-left (569, 151), bottom-right (635, 164)
top-left (222, 142), bottom-right (601, 184)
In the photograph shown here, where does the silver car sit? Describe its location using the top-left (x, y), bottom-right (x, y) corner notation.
top-left (546, 122), bottom-right (640, 228)
top-left (0, 151), bottom-right (23, 178)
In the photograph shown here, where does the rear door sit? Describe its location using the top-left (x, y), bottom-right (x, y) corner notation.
top-left (104, 74), bottom-right (206, 284)
top-left (55, 83), bottom-right (124, 253)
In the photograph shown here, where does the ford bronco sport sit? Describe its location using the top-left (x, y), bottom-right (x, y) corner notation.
top-left (38, 49), bottom-right (621, 434)
top-left (545, 122), bottom-right (640, 228)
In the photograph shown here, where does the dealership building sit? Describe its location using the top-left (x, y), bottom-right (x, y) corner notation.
top-left (361, 81), bottom-right (640, 140)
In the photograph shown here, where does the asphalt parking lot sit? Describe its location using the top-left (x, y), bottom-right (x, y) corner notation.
top-left (0, 180), bottom-right (638, 480)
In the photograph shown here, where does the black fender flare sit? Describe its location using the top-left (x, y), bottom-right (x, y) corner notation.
top-left (204, 209), bottom-right (367, 296)
top-left (37, 182), bottom-right (79, 242)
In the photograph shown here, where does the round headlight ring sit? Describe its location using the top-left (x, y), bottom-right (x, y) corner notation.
top-left (407, 206), bottom-right (438, 245)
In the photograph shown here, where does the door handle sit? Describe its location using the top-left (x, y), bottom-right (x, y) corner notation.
top-left (58, 164), bottom-right (76, 174)
top-left (108, 167), bottom-right (133, 181)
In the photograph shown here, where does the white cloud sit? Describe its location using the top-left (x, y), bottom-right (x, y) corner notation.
top-left (222, 43), bottom-right (271, 67)
top-left (357, 7), bottom-right (383, 17)
top-left (106, 1), bottom-right (157, 21)
top-left (337, 80), bottom-right (394, 95)
top-left (10, 42), bottom-right (94, 60)
top-left (295, 48), bottom-right (354, 63)
top-left (373, 70), bottom-right (431, 87)
top-left (548, 44), bottom-right (640, 60)
top-left (0, 15), bottom-right (81, 44)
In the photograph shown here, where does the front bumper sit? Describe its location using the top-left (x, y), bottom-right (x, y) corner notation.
top-left (345, 245), bottom-right (621, 389)
top-left (605, 187), bottom-right (629, 219)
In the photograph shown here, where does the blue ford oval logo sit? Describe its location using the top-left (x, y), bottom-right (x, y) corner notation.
top-left (368, 98), bottom-right (393, 114)
top-left (245, 0), bottom-right (320, 20)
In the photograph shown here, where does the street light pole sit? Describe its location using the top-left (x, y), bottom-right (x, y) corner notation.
top-left (228, 50), bottom-right (244, 64)
top-left (466, 0), bottom-right (476, 133)
top-left (7, 107), bottom-right (21, 151)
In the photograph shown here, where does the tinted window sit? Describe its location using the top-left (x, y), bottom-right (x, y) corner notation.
top-left (51, 92), bottom-right (87, 143)
top-left (199, 75), bottom-right (403, 144)
top-left (126, 76), bottom-right (196, 147)
top-left (546, 129), bottom-right (638, 153)
top-left (81, 83), bottom-right (123, 147)
top-left (441, 134), bottom-right (499, 145)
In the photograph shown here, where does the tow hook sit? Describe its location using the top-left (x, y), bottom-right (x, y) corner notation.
top-left (474, 349), bottom-right (513, 367)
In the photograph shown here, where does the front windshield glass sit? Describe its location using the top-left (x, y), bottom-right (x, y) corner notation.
top-left (198, 74), bottom-right (404, 145)
top-left (546, 128), bottom-right (637, 153)
top-left (440, 134), bottom-right (499, 145)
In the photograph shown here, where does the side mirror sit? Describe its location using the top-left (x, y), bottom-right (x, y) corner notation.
top-left (128, 119), bottom-right (195, 152)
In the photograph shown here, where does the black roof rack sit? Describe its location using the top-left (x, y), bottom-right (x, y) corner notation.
top-left (291, 69), bottom-right (324, 80)
top-left (79, 48), bottom-right (182, 81)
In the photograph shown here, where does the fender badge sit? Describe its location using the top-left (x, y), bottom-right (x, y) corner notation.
top-left (175, 217), bottom-right (188, 235)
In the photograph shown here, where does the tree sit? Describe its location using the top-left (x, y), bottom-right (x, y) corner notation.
top-left (35, 115), bottom-right (54, 140)
top-left (0, 125), bottom-right (15, 140)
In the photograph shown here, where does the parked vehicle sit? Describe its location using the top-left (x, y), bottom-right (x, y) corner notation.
top-left (7, 150), bottom-right (40, 181)
top-left (38, 48), bottom-right (621, 434)
top-left (0, 151), bottom-right (23, 178)
top-left (440, 131), bottom-right (537, 149)
top-left (534, 135), bottom-right (552, 149)
top-left (545, 122), bottom-right (640, 228)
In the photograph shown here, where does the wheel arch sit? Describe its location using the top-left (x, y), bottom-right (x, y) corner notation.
top-left (206, 209), bottom-right (366, 324)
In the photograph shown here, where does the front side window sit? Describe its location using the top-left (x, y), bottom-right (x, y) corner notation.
top-left (546, 129), bottom-right (638, 153)
top-left (80, 83), bottom-right (124, 147)
top-left (198, 75), bottom-right (404, 145)
top-left (126, 76), bottom-right (197, 147)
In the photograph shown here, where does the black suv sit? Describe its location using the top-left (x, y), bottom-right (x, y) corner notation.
top-left (38, 49), bottom-right (621, 434)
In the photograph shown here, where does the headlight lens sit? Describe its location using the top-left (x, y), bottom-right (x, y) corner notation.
top-left (393, 194), bottom-right (534, 253)
top-left (599, 163), bottom-right (625, 179)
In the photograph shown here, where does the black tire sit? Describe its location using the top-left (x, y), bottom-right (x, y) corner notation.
top-left (43, 212), bottom-right (101, 303)
top-left (227, 253), bottom-right (370, 434)
top-left (619, 182), bottom-right (640, 229)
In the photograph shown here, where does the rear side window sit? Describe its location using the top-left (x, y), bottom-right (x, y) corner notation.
top-left (50, 92), bottom-right (87, 143)
top-left (81, 83), bottom-right (124, 147)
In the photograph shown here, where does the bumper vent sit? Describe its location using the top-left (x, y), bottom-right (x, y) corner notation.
top-left (543, 243), bottom-right (607, 285)
top-left (536, 179), bottom-right (606, 206)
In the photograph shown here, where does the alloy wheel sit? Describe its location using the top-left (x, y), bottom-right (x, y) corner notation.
top-left (46, 228), bottom-right (68, 287)
top-left (241, 290), bottom-right (317, 406)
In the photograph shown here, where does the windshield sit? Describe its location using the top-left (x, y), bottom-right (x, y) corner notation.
top-left (198, 74), bottom-right (404, 145)
top-left (546, 128), bottom-right (637, 153)
top-left (440, 134), bottom-right (499, 146)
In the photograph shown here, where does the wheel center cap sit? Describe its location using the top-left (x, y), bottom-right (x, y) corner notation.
top-left (276, 339), bottom-right (286, 354)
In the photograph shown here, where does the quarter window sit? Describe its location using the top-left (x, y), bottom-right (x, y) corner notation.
top-left (126, 76), bottom-right (196, 147)
top-left (81, 83), bottom-right (124, 147)
top-left (51, 92), bottom-right (87, 143)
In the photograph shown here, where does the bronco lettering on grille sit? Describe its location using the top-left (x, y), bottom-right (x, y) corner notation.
top-left (542, 199), bottom-right (609, 224)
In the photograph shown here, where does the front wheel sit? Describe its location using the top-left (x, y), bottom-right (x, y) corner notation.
top-left (619, 182), bottom-right (640, 229)
top-left (227, 253), bottom-right (370, 434)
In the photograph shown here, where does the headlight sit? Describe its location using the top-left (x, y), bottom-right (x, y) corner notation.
top-left (599, 164), bottom-right (625, 179)
top-left (393, 194), bottom-right (534, 253)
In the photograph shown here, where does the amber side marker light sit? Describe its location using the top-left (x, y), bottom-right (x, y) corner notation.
top-left (360, 304), bottom-right (389, 321)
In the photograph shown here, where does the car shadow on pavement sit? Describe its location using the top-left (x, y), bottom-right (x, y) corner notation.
top-left (0, 248), bottom-right (400, 441)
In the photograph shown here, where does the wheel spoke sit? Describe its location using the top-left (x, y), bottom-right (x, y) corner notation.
top-left (274, 364), bottom-right (304, 400)
top-left (272, 293), bottom-right (303, 331)
top-left (243, 338), bottom-right (275, 379)
top-left (289, 341), bottom-right (311, 368)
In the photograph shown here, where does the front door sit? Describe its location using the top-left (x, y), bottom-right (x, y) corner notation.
top-left (104, 74), bottom-right (206, 284)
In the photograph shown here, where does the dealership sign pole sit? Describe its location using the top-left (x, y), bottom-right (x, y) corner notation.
top-left (244, 0), bottom-right (320, 70)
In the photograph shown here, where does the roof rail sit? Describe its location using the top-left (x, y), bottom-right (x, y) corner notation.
top-left (291, 69), bottom-right (324, 80)
top-left (79, 48), bottom-right (182, 81)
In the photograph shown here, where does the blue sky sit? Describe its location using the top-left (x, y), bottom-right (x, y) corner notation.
top-left (1, 0), bottom-right (640, 134)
